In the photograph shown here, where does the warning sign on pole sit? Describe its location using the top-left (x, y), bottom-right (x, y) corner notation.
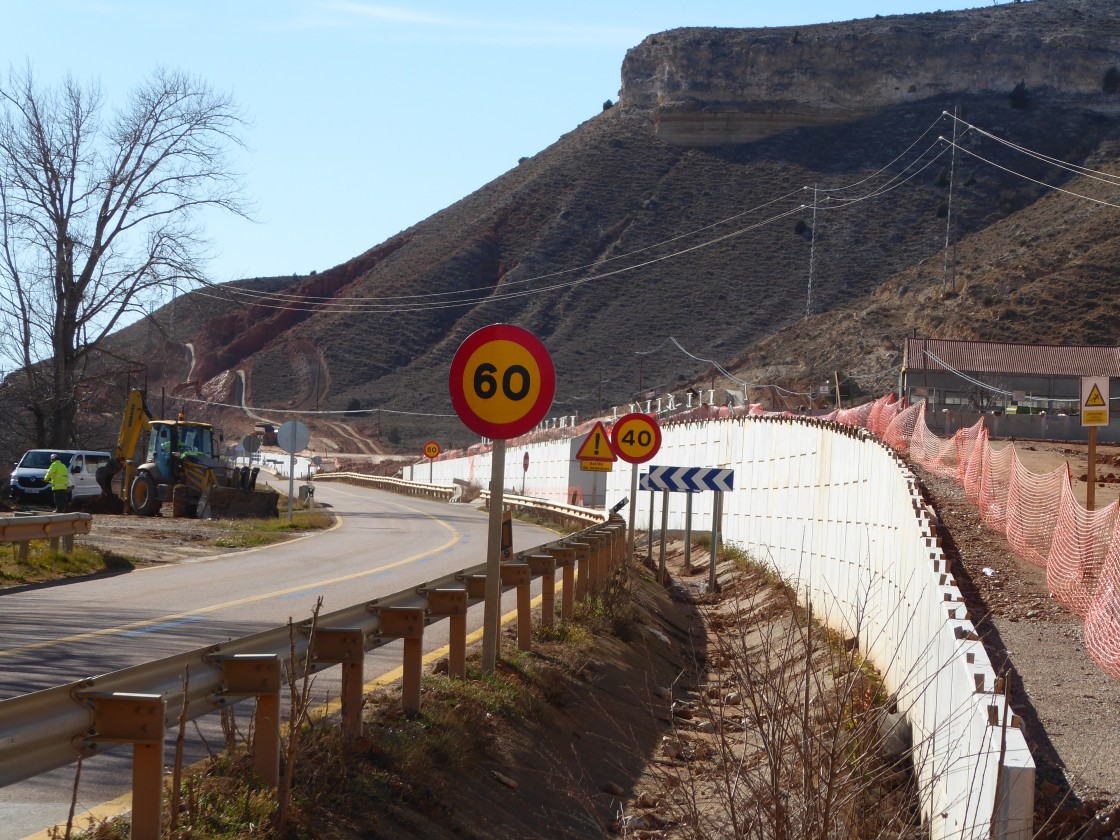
top-left (1081, 377), bottom-right (1110, 427)
top-left (575, 421), bottom-right (616, 463)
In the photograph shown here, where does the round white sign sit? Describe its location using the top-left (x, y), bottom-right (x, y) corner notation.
top-left (277, 420), bottom-right (311, 454)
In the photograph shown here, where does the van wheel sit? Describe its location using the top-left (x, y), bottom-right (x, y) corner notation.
top-left (130, 472), bottom-right (160, 516)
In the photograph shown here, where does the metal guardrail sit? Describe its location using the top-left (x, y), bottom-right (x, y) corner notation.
top-left (313, 472), bottom-right (458, 501)
top-left (0, 511), bottom-right (92, 556)
top-left (479, 490), bottom-right (608, 529)
top-left (0, 498), bottom-right (618, 838)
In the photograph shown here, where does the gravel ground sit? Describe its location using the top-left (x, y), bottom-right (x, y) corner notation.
top-left (916, 466), bottom-right (1120, 835)
top-left (77, 513), bottom-right (247, 565)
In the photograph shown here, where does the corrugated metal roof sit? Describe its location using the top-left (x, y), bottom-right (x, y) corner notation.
top-left (905, 338), bottom-right (1120, 377)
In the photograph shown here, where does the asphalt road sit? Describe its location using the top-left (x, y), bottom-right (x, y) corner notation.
top-left (0, 481), bottom-right (562, 839)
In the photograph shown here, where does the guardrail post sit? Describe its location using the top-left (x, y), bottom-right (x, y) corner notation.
top-left (77, 692), bottom-right (166, 840)
top-left (581, 534), bottom-right (601, 596)
top-left (62, 533), bottom-right (74, 553)
top-left (501, 563), bottom-right (532, 651)
top-left (566, 541), bottom-right (591, 602)
top-left (379, 608), bottom-right (426, 713)
top-left (593, 531), bottom-right (610, 591)
top-left (49, 535), bottom-right (60, 552)
top-left (212, 654), bottom-right (282, 786)
top-left (427, 590), bottom-right (468, 679)
top-left (313, 629), bottom-right (367, 737)
top-left (549, 546), bottom-right (576, 620)
top-left (606, 520), bottom-right (627, 569)
top-left (526, 554), bottom-right (558, 629)
top-left (17, 539), bottom-right (29, 561)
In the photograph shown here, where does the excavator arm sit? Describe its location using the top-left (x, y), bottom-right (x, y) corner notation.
top-left (96, 389), bottom-right (153, 496)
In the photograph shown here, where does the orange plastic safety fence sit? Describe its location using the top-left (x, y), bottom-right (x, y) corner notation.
top-left (839, 399), bottom-right (878, 428)
top-left (883, 400), bottom-right (924, 453)
top-left (1005, 458), bottom-right (1067, 568)
top-left (865, 394), bottom-right (894, 437)
top-left (910, 408), bottom-right (964, 478)
top-left (954, 419), bottom-right (986, 487)
top-left (1047, 477), bottom-right (1119, 616)
top-left (978, 441), bottom-right (1015, 534)
top-left (961, 427), bottom-right (989, 505)
top-left (833, 393), bottom-right (1120, 680)
top-left (1085, 519), bottom-right (1120, 679)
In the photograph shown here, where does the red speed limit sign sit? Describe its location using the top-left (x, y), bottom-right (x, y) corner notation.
top-left (423, 441), bottom-right (441, 459)
top-left (611, 413), bottom-right (662, 463)
top-left (449, 324), bottom-right (555, 439)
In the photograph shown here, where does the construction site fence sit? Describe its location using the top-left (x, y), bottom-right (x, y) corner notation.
top-left (852, 393), bottom-right (1120, 684)
top-left (601, 413), bottom-right (1033, 840)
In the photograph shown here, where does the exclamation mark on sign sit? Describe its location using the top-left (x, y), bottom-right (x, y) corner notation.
top-left (594, 432), bottom-right (602, 455)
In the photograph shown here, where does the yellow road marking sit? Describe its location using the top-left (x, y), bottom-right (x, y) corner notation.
top-left (20, 594), bottom-right (549, 840)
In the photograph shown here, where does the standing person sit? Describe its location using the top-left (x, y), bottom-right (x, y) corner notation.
top-left (45, 453), bottom-right (71, 512)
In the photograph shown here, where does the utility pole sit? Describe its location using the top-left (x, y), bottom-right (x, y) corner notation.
top-left (806, 183), bottom-right (818, 318)
top-left (943, 105), bottom-right (959, 293)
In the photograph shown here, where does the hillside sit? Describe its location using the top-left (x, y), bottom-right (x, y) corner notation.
top-left (67, 0), bottom-right (1120, 456)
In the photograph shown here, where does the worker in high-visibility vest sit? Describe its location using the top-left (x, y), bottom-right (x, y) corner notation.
top-left (45, 453), bottom-right (72, 512)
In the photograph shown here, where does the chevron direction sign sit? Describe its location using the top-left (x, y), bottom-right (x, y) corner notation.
top-left (645, 465), bottom-right (734, 493)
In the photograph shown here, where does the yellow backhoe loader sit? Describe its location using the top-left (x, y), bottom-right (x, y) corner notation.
top-left (97, 389), bottom-right (279, 518)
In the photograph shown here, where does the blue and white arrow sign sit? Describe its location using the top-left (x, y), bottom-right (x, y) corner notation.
top-left (644, 465), bottom-right (734, 493)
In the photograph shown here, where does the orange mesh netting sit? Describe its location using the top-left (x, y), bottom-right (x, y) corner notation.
top-left (954, 419), bottom-right (986, 486)
top-left (910, 409), bottom-right (966, 478)
top-left (883, 400), bottom-right (924, 453)
top-left (1004, 458), bottom-right (1067, 568)
top-left (978, 441), bottom-right (1015, 533)
top-left (1085, 520), bottom-right (1120, 679)
top-left (834, 395), bottom-right (1119, 680)
top-left (961, 427), bottom-right (989, 506)
top-left (1047, 477), bottom-right (1118, 616)
top-left (866, 393), bottom-right (898, 438)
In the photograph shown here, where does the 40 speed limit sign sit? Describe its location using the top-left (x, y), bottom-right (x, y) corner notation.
top-left (611, 413), bottom-right (662, 463)
top-left (449, 324), bottom-right (555, 439)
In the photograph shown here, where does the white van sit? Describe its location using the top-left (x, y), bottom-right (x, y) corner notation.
top-left (9, 449), bottom-right (112, 504)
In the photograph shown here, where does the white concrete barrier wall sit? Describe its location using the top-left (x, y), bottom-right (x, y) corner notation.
top-left (424, 437), bottom-right (600, 504)
top-left (602, 416), bottom-right (1033, 840)
top-left (424, 415), bottom-right (1034, 838)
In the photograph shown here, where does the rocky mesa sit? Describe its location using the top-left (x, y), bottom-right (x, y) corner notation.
top-left (621, 0), bottom-right (1120, 145)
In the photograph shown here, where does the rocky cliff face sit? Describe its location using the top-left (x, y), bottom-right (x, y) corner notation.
top-left (620, 0), bottom-right (1120, 145)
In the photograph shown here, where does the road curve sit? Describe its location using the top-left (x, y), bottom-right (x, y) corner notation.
top-left (0, 481), bottom-right (561, 839)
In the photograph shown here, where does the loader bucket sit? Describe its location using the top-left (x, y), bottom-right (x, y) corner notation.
top-left (199, 485), bottom-right (280, 519)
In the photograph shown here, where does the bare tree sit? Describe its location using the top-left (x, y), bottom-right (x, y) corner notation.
top-left (0, 65), bottom-right (248, 447)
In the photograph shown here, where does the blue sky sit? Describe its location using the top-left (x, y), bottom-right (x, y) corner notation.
top-left (5, 1), bottom-right (986, 293)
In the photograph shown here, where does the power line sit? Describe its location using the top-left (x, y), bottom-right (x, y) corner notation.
top-left (192, 205), bottom-right (809, 315)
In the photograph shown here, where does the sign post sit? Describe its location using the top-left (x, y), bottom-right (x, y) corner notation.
top-left (644, 466), bottom-right (735, 592)
top-left (611, 413), bottom-right (662, 566)
top-left (277, 420), bottom-right (311, 522)
top-left (449, 324), bottom-right (555, 674)
top-left (1081, 376), bottom-right (1110, 511)
top-left (575, 420), bottom-right (616, 507)
top-left (423, 441), bottom-right (440, 484)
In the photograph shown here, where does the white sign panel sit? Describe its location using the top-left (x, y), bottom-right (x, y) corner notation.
top-left (1081, 377), bottom-right (1110, 427)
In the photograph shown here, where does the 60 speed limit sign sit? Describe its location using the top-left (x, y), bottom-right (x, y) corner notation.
top-left (449, 324), bottom-right (555, 439)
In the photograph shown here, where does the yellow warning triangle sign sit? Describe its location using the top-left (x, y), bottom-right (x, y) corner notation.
top-left (576, 421), bottom-right (617, 462)
top-left (1086, 384), bottom-right (1107, 408)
